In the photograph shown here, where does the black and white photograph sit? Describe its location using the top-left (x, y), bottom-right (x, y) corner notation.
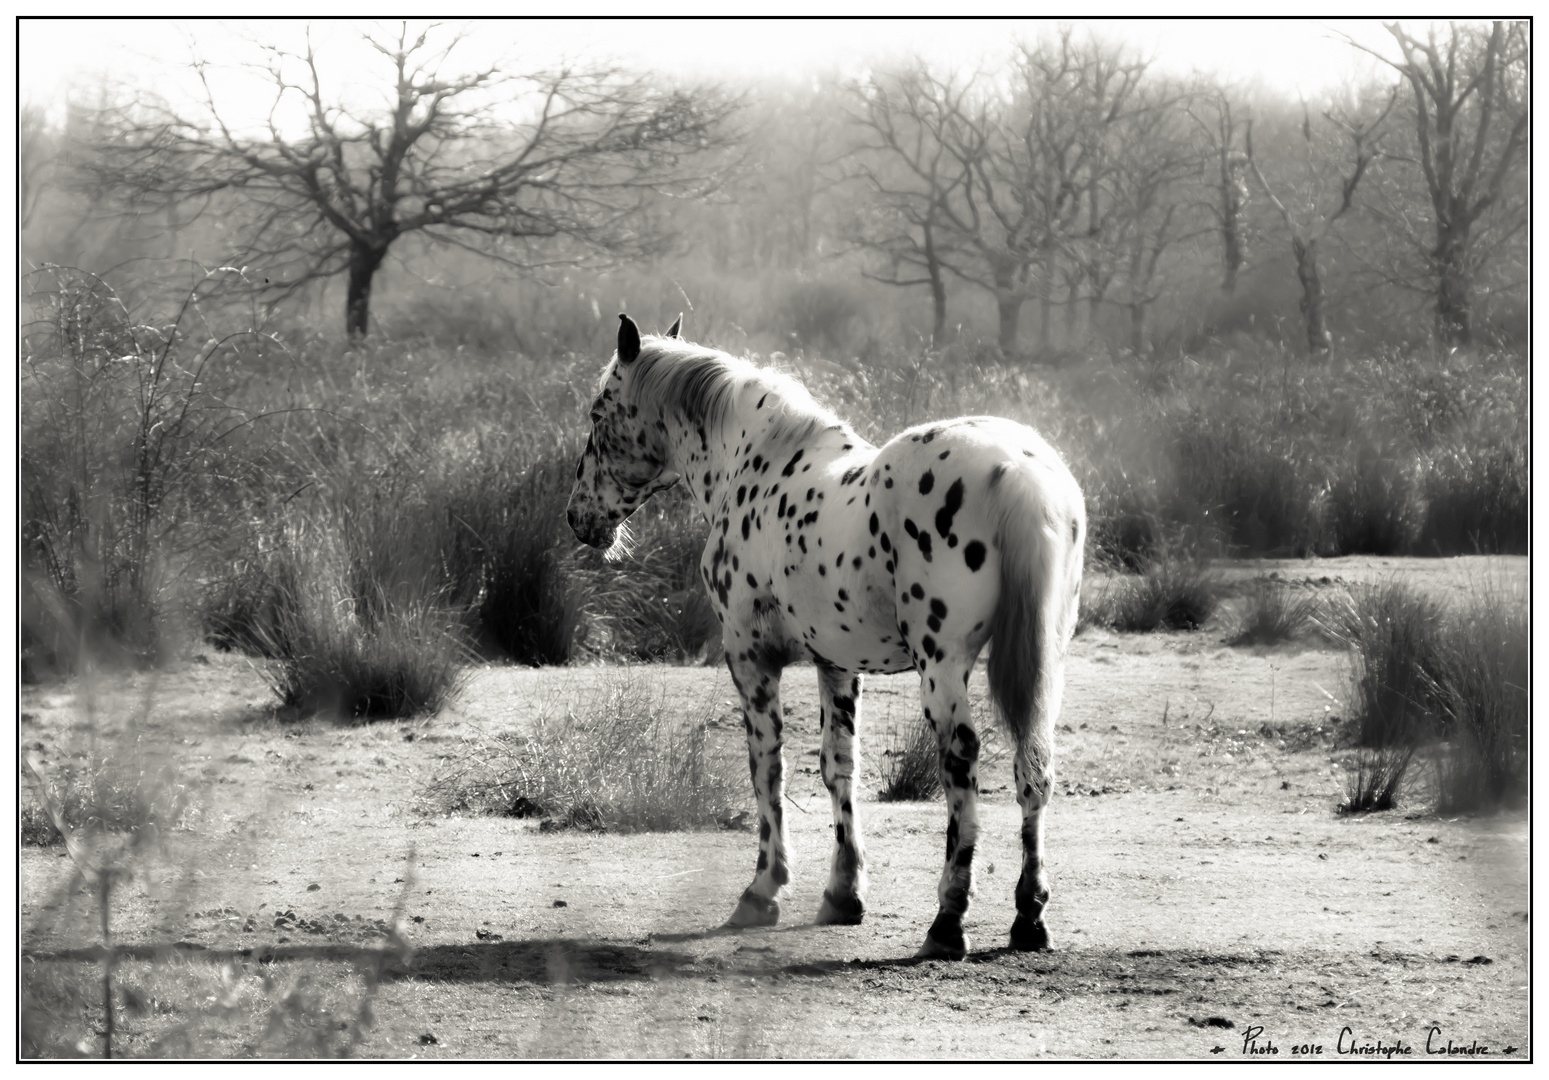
top-left (18, 16), bottom-right (1529, 1059)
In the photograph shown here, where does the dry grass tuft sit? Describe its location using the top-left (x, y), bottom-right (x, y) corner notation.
top-left (425, 672), bottom-right (748, 831)
top-left (876, 721), bottom-right (941, 802)
top-left (1087, 553), bottom-right (1222, 632)
top-left (1230, 576), bottom-right (1321, 646)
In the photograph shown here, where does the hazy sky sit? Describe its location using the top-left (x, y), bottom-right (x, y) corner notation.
top-left (23, 17), bottom-right (1406, 125)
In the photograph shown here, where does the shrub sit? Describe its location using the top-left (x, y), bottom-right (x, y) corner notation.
top-left (1089, 553), bottom-right (1222, 632)
top-left (776, 276), bottom-right (866, 354)
top-left (19, 266), bottom-right (269, 671)
top-left (425, 673), bottom-right (747, 831)
top-left (1230, 576), bottom-right (1321, 646)
top-left (876, 721), bottom-right (941, 802)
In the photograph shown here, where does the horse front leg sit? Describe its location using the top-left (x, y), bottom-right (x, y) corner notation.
top-left (814, 665), bottom-right (867, 925)
top-left (725, 651), bottom-right (790, 928)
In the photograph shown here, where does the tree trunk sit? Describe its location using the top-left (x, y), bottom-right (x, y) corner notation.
top-left (1220, 156), bottom-right (1246, 295)
top-left (345, 243), bottom-right (389, 338)
top-left (924, 223), bottom-right (948, 344)
top-left (930, 268), bottom-right (947, 345)
top-left (1433, 215), bottom-right (1473, 346)
top-left (1291, 237), bottom-right (1331, 356)
top-left (997, 292), bottom-right (1023, 354)
top-left (1063, 270), bottom-right (1081, 342)
top-left (1038, 249), bottom-right (1056, 351)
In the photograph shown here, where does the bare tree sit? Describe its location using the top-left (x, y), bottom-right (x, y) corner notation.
top-left (1064, 42), bottom-right (1148, 338)
top-left (20, 104), bottom-right (55, 233)
top-left (1187, 85), bottom-right (1253, 296)
top-left (935, 32), bottom-right (1146, 354)
top-left (846, 63), bottom-right (976, 344)
top-left (82, 23), bottom-right (736, 337)
top-left (1107, 83), bottom-right (1203, 354)
top-left (1353, 21), bottom-right (1529, 345)
top-left (1247, 91), bottom-right (1395, 356)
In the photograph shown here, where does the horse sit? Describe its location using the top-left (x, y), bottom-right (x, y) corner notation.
top-left (567, 314), bottom-right (1085, 959)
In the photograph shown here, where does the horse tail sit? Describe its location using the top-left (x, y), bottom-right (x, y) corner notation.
top-left (984, 459), bottom-right (1084, 754)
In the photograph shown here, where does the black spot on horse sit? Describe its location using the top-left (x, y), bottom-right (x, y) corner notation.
top-left (911, 583), bottom-right (925, 599)
top-left (869, 512), bottom-right (879, 535)
top-left (930, 598), bottom-right (948, 619)
top-left (935, 479), bottom-right (964, 538)
top-left (964, 540), bottom-right (987, 572)
top-left (919, 470), bottom-right (935, 495)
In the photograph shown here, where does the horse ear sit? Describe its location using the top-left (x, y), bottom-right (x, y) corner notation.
top-left (617, 313), bottom-right (641, 363)
top-left (665, 313), bottom-right (683, 339)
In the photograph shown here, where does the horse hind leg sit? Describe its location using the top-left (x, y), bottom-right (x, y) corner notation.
top-left (1008, 605), bottom-right (1066, 951)
top-left (814, 665), bottom-right (867, 925)
top-left (725, 652), bottom-right (790, 928)
top-left (915, 658), bottom-right (981, 960)
top-left (1011, 744), bottom-right (1054, 950)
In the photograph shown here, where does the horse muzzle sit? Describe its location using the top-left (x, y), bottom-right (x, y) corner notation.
top-left (566, 504), bottom-right (616, 550)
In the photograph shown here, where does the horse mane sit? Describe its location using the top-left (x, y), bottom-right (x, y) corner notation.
top-left (628, 336), bottom-right (844, 447)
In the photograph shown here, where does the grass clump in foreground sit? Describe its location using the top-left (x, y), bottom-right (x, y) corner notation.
top-left (427, 672), bottom-right (748, 831)
top-left (1230, 576), bottom-right (1322, 646)
top-left (1325, 577), bottom-right (1527, 814)
top-left (22, 670), bottom-right (416, 1059)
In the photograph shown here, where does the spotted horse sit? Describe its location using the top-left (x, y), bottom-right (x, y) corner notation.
top-left (567, 314), bottom-right (1085, 959)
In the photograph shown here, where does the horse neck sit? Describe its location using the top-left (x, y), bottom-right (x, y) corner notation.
top-left (663, 383), bottom-right (853, 523)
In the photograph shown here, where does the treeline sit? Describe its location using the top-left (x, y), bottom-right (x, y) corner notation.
top-left (20, 21), bottom-right (1529, 354)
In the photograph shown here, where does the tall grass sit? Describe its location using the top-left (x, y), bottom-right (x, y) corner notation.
top-left (1423, 582), bottom-right (1529, 812)
top-left (1417, 439), bottom-right (1530, 555)
top-left (20, 258), bottom-right (1529, 686)
top-left (1323, 581), bottom-right (1442, 749)
top-left (1324, 577), bottom-right (1528, 813)
top-left (245, 519), bottom-right (469, 720)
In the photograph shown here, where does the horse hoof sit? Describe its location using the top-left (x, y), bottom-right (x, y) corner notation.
top-left (917, 912), bottom-right (968, 960)
top-left (1010, 914), bottom-right (1050, 951)
top-left (726, 888), bottom-right (780, 928)
top-left (815, 889), bottom-right (866, 926)
top-left (915, 932), bottom-right (969, 961)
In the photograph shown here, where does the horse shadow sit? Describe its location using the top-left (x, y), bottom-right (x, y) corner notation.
top-left (25, 932), bottom-right (1321, 990)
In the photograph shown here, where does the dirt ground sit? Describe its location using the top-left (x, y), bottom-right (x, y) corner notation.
top-left (19, 555), bottom-right (1529, 1059)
